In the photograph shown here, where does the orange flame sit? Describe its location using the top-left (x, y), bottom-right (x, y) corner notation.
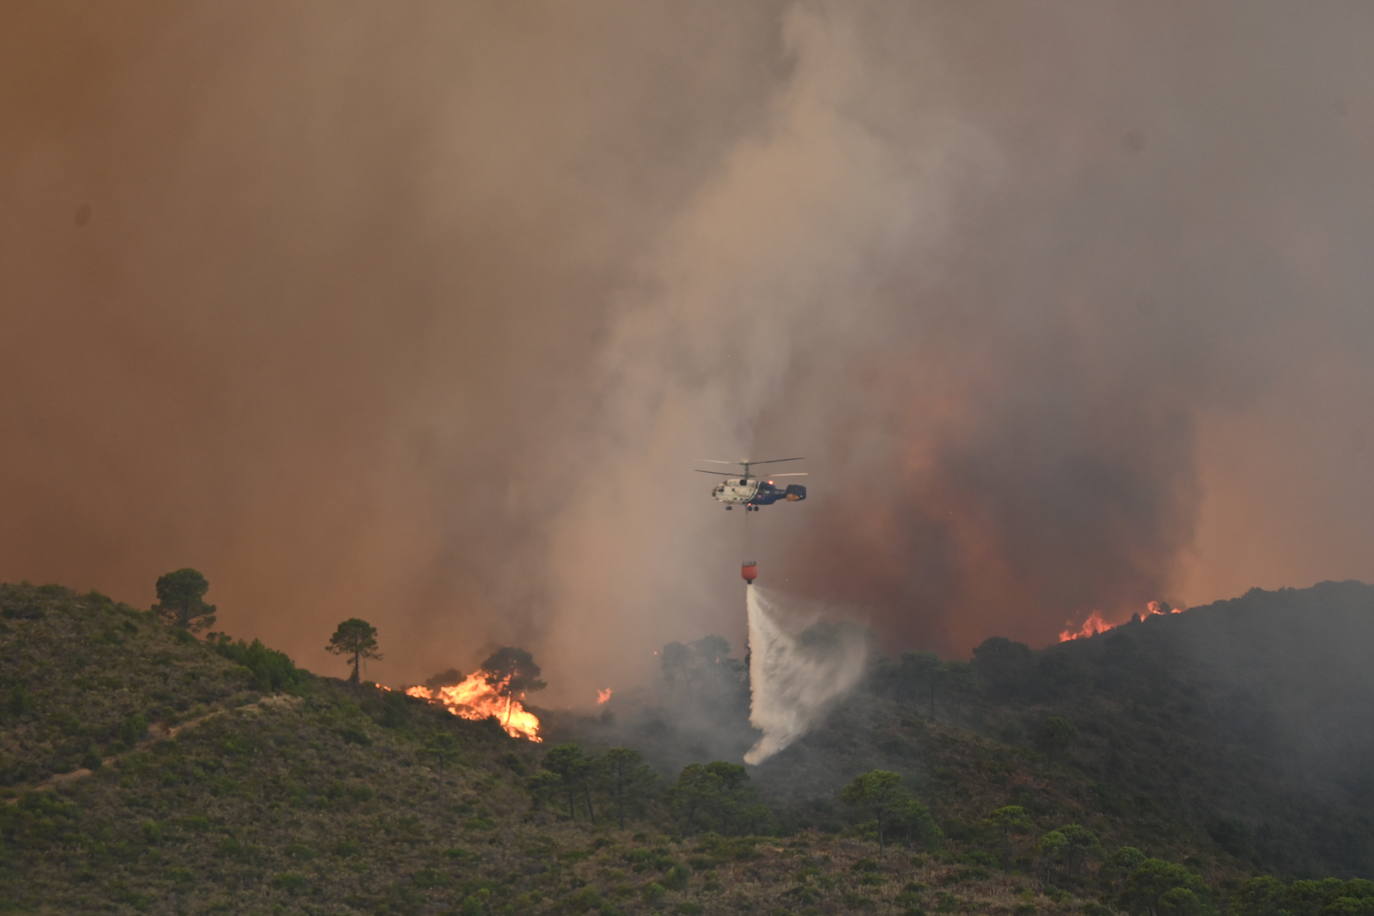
top-left (596, 687), bottom-right (613, 705)
top-left (1058, 610), bottom-right (1112, 642)
top-left (1058, 601), bottom-right (1184, 643)
top-left (403, 669), bottom-right (542, 742)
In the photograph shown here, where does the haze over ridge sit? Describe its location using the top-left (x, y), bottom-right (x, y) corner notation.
top-left (4, 2), bottom-right (1374, 697)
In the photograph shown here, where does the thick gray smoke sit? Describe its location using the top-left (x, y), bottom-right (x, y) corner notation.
top-left (744, 586), bottom-right (868, 764)
top-left (5, 3), bottom-right (1374, 697)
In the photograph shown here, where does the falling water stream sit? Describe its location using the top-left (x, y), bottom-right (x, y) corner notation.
top-left (744, 586), bottom-right (869, 764)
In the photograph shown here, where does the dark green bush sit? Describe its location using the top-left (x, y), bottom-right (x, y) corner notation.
top-left (663, 863), bottom-right (691, 890)
top-left (207, 636), bottom-right (305, 693)
top-left (117, 713), bottom-right (148, 748)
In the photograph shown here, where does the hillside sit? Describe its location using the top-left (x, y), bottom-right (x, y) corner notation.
top-left (1, 583), bottom-right (1082, 914)
top-left (4, 580), bottom-right (1374, 914)
top-left (740, 581), bottom-right (1374, 879)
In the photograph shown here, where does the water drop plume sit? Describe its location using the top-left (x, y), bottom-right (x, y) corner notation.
top-left (744, 586), bottom-right (868, 765)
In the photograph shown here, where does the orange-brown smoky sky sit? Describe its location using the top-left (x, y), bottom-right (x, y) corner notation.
top-left (5, 2), bottom-right (1374, 699)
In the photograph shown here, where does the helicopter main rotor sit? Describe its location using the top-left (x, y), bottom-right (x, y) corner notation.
top-left (695, 457), bottom-right (805, 479)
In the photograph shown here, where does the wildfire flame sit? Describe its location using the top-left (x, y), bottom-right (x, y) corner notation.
top-left (1058, 610), bottom-right (1112, 642)
top-left (596, 687), bottom-right (613, 705)
top-left (1058, 600), bottom-right (1184, 643)
top-left (403, 669), bottom-right (542, 742)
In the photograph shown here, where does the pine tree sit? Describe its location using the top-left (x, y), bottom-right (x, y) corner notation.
top-left (325, 618), bottom-right (381, 683)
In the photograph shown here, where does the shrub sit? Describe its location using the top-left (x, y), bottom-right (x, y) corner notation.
top-left (412, 867), bottom-right (448, 889)
top-left (272, 872), bottom-right (309, 894)
top-left (6, 685), bottom-right (34, 719)
top-left (562, 886), bottom-right (604, 912)
top-left (207, 636), bottom-right (305, 693)
top-left (337, 726), bottom-right (372, 746)
top-left (460, 889), bottom-right (492, 915)
top-left (376, 689), bottom-right (412, 728)
top-left (117, 713), bottom-right (148, 748)
top-left (663, 863), bottom-right (691, 890)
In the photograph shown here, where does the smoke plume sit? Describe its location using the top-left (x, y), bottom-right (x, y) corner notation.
top-left (745, 587), bottom-right (868, 765)
top-left (5, 3), bottom-right (1374, 697)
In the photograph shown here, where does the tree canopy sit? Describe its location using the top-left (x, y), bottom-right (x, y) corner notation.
top-left (597, 747), bottom-right (658, 829)
top-left (671, 761), bottom-right (765, 836)
top-left (971, 636), bottom-right (1034, 696)
top-left (542, 743), bottom-right (595, 820)
top-left (840, 769), bottom-right (941, 851)
top-left (325, 618), bottom-right (381, 683)
top-left (1038, 823), bottom-right (1101, 882)
top-left (479, 647), bottom-right (546, 724)
top-left (151, 568), bottom-right (217, 634)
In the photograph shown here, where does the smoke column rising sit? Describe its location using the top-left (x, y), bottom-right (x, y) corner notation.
top-left (5, 3), bottom-right (1374, 696)
top-left (744, 586), bottom-right (868, 765)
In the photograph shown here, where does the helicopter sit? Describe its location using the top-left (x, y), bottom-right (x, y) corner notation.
top-left (695, 457), bottom-right (808, 511)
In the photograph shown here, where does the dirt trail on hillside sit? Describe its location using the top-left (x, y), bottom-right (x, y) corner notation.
top-left (3, 693), bottom-right (302, 802)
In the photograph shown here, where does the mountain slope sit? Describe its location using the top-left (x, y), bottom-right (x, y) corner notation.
top-left (0, 583), bottom-right (1090, 914)
top-left (0, 584), bottom-right (265, 785)
top-left (4, 580), bottom-right (1374, 914)
top-left (744, 580), bottom-right (1374, 878)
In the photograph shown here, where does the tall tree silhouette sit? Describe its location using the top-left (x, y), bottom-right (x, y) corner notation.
top-left (326, 618), bottom-right (381, 683)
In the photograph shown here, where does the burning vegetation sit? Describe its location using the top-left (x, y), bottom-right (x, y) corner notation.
top-left (1058, 600), bottom-right (1184, 642)
top-left (405, 673), bottom-right (541, 742)
top-left (400, 646), bottom-right (547, 742)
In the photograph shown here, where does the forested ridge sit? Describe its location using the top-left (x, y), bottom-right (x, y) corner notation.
top-left (3, 579), bottom-right (1373, 914)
